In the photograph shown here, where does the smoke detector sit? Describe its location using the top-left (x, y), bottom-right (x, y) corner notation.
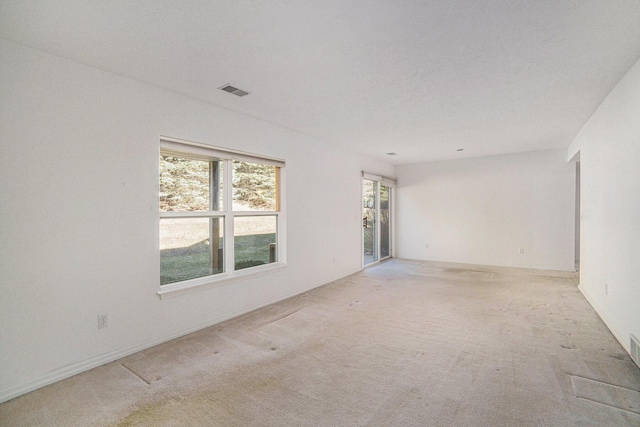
top-left (219, 84), bottom-right (250, 97)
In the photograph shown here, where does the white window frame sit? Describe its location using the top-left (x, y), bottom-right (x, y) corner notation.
top-left (158, 136), bottom-right (286, 299)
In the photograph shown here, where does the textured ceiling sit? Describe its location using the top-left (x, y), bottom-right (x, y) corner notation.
top-left (2, 1), bottom-right (640, 164)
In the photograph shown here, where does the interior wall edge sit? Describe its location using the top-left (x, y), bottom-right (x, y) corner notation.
top-left (578, 284), bottom-right (630, 354)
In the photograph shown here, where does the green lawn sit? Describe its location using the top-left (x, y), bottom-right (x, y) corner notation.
top-left (160, 233), bottom-right (275, 285)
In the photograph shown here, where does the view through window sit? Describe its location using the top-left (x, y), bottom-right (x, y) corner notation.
top-left (159, 140), bottom-right (283, 286)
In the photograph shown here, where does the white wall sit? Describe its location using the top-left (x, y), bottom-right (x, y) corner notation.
top-left (568, 57), bottom-right (640, 353)
top-left (395, 150), bottom-right (576, 271)
top-left (0, 40), bottom-right (394, 402)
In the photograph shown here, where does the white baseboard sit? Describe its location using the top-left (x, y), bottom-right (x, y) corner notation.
top-left (0, 267), bottom-right (360, 404)
top-left (578, 284), bottom-right (630, 353)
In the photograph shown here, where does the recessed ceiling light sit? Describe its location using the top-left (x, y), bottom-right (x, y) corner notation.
top-left (219, 84), bottom-right (250, 97)
top-left (386, 152), bottom-right (398, 156)
top-left (457, 148), bottom-right (464, 152)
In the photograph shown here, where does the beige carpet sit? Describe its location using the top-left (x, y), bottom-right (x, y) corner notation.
top-left (2, 259), bottom-right (639, 426)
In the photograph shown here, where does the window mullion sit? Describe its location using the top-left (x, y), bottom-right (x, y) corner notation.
top-left (159, 211), bottom-right (222, 218)
top-left (210, 161), bottom-right (220, 274)
top-left (224, 159), bottom-right (234, 273)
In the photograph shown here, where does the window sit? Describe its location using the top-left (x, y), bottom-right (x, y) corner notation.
top-left (159, 137), bottom-right (285, 294)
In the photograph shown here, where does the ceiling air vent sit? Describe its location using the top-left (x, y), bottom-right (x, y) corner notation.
top-left (219, 84), bottom-right (250, 97)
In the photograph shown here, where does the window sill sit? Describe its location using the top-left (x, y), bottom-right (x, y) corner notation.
top-left (157, 263), bottom-right (287, 300)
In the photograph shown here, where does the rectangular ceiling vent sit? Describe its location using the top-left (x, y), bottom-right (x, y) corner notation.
top-left (219, 84), bottom-right (250, 97)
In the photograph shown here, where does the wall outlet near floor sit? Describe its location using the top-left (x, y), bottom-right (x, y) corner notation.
top-left (519, 248), bottom-right (525, 254)
top-left (98, 314), bottom-right (108, 329)
top-left (604, 283), bottom-right (608, 295)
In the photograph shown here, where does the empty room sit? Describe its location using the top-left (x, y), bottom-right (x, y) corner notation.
top-left (1, 1), bottom-right (639, 426)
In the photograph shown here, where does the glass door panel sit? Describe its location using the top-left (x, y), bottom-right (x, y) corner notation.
top-left (380, 185), bottom-right (390, 259)
top-left (363, 179), bottom-right (377, 265)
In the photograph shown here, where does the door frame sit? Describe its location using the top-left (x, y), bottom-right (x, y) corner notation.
top-left (362, 172), bottom-right (396, 268)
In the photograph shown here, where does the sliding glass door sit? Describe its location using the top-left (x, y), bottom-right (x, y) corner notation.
top-left (380, 184), bottom-right (390, 259)
top-left (363, 176), bottom-right (393, 266)
top-left (363, 179), bottom-right (377, 265)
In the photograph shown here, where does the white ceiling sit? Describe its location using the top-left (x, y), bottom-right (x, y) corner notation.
top-left (2, 1), bottom-right (640, 164)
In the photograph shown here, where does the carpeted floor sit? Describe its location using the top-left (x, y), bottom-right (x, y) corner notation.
top-left (1, 259), bottom-right (639, 426)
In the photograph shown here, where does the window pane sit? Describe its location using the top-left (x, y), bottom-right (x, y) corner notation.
top-left (234, 216), bottom-right (277, 270)
top-left (363, 179), bottom-right (377, 264)
top-left (380, 185), bottom-right (390, 259)
top-left (160, 156), bottom-right (223, 211)
top-left (213, 160), bottom-right (224, 211)
top-left (232, 161), bottom-right (277, 211)
top-left (160, 217), bottom-right (224, 285)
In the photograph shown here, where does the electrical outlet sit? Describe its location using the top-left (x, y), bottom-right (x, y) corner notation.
top-left (98, 314), bottom-right (108, 329)
top-left (519, 248), bottom-right (525, 254)
top-left (604, 283), bottom-right (608, 296)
